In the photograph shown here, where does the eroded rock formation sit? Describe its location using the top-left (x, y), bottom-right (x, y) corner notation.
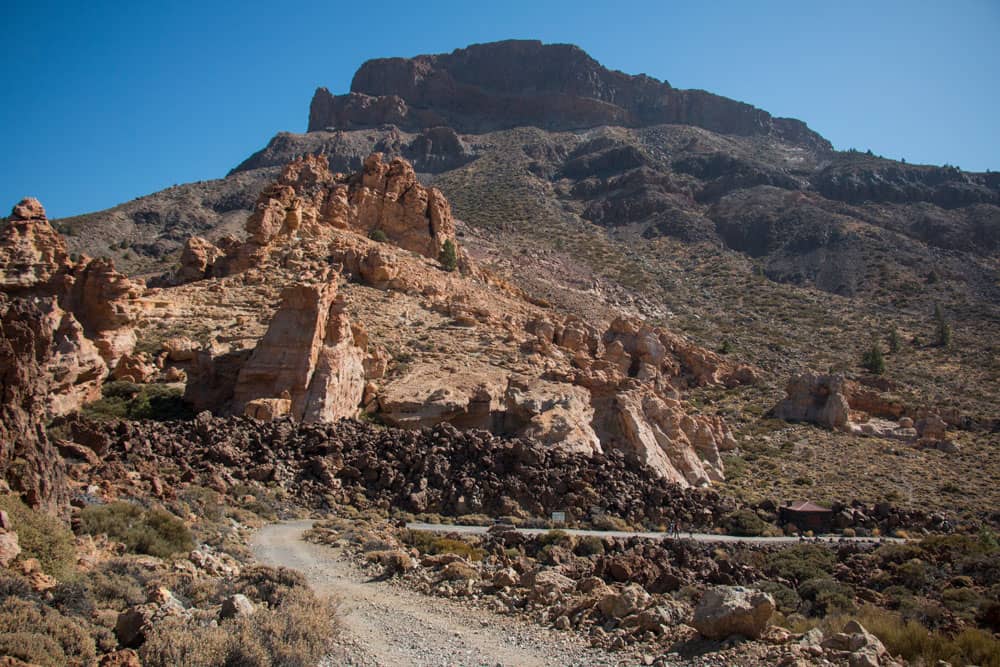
top-left (225, 153), bottom-right (458, 273)
top-left (231, 275), bottom-right (367, 422)
top-left (0, 198), bottom-right (142, 416)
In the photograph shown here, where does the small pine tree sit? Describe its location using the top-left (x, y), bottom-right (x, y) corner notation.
top-left (933, 303), bottom-right (952, 348)
top-left (369, 229), bottom-right (388, 243)
top-left (719, 339), bottom-right (734, 355)
top-left (862, 344), bottom-right (885, 375)
top-left (888, 327), bottom-right (902, 354)
top-left (439, 239), bottom-right (458, 272)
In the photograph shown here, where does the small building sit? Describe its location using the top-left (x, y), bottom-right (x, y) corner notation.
top-left (780, 501), bottom-right (834, 533)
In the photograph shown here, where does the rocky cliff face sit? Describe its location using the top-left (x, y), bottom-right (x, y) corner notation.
top-left (309, 40), bottom-right (830, 151)
top-left (0, 295), bottom-right (70, 511)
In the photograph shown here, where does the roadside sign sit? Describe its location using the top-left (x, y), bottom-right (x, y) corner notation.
top-left (551, 511), bottom-right (566, 523)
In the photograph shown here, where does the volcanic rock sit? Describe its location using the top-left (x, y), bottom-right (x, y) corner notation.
top-left (691, 586), bottom-right (775, 639)
top-left (0, 295), bottom-right (70, 510)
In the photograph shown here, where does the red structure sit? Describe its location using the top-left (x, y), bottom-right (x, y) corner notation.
top-left (780, 501), bottom-right (833, 533)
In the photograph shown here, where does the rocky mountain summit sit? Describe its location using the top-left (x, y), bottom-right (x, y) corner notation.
top-left (309, 40), bottom-right (830, 150)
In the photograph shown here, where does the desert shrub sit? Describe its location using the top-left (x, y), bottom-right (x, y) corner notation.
top-left (178, 486), bottom-right (224, 523)
top-left (766, 544), bottom-right (836, 584)
top-left (719, 339), bottom-right (734, 354)
top-left (439, 239), bottom-right (458, 272)
top-left (724, 509), bottom-right (769, 537)
top-left (0, 597), bottom-right (96, 665)
top-left (88, 561), bottom-right (146, 609)
top-left (894, 558), bottom-right (931, 590)
top-left (143, 578), bottom-right (338, 667)
top-left (368, 229), bottom-right (388, 243)
top-left (854, 605), bottom-right (1000, 667)
top-left (234, 565), bottom-right (310, 608)
top-left (873, 541), bottom-right (924, 566)
top-left (940, 586), bottom-right (985, 620)
top-left (50, 580), bottom-right (95, 616)
top-left (0, 494), bottom-right (76, 579)
top-left (590, 514), bottom-right (631, 531)
top-left (404, 531), bottom-right (486, 561)
top-left (0, 571), bottom-right (34, 602)
top-left (574, 535), bottom-right (605, 557)
top-left (79, 502), bottom-right (193, 558)
top-left (538, 529), bottom-right (571, 547)
top-left (755, 580), bottom-right (800, 614)
top-left (798, 577), bottom-right (855, 615)
top-left (224, 587), bottom-right (337, 667)
top-left (139, 616), bottom-right (228, 667)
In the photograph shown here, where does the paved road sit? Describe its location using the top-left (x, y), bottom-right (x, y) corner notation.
top-left (406, 522), bottom-right (903, 544)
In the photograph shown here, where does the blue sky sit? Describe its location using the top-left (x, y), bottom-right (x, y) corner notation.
top-left (2, 0), bottom-right (997, 219)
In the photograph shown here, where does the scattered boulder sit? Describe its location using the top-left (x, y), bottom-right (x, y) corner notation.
top-left (691, 585), bottom-right (775, 640)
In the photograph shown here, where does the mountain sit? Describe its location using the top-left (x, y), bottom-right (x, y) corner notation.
top-left (51, 39), bottom-right (1000, 505)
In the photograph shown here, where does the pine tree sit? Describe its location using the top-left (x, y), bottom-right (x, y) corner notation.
top-left (888, 327), bottom-right (902, 353)
top-left (439, 239), bottom-right (458, 272)
top-left (862, 344), bottom-right (885, 375)
top-left (933, 303), bottom-right (952, 348)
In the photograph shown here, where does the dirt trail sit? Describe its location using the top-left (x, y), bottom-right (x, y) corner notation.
top-left (251, 520), bottom-right (631, 667)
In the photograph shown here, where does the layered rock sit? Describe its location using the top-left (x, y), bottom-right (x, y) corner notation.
top-left (231, 275), bottom-right (366, 422)
top-left (309, 40), bottom-right (830, 151)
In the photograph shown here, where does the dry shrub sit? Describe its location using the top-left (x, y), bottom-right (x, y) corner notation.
top-left (0, 597), bottom-right (96, 666)
top-left (79, 502), bottom-right (194, 558)
top-left (0, 494), bottom-right (77, 579)
top-left (139, 616), bottom-right (228, 667)
top-left (140, 585), bottom-right (337, 667)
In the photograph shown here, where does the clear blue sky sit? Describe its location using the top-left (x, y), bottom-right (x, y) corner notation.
top-left (2, 0), bottom-right (997, 219)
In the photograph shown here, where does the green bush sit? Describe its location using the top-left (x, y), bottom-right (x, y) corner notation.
top-left (766, 544), bottom-right (836, 584)
top-left (798, 577), bottom-right (855, 615)
top-left (574, 535), bottom-right (605, 557)
top-left (439, 239), bottom-right (458, 272)
top-left (0, 495), bottom-right (76, 580)
top-left (754, 580), bottom-right (801, 614)
top-left (83, 381), bottom-right (194, 422)
top-left (888, 327), bottom-right (902, 353)
top-left (368, 229), bottom-right (389, 243)
top-left (724, 509), bottom-right (769, 537)
top-left (79, 502), bottom-right (193, 558)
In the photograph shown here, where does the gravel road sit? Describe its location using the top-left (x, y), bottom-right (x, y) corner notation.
top-left (251, 520), bottom-right (642, 667)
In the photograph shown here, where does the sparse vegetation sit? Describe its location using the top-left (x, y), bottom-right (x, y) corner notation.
top-left (79, 502), bottom-right (194, 558)
top-left (369, 229), bottom-right (388, 243)
top-left (0, 495), bottom-right (76, 580)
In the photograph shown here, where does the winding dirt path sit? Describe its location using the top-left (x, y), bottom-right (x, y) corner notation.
top-left (251, 520), bottom-right (630, 667)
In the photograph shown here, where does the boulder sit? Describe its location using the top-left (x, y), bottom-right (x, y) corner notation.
top-left (691, 585), bottom-right (775, 639)
top-left (504, 376), bottom-right (602, 455)
top-left (176, 236), bottom-right (224, 284)
top-left (0, 529), bottom-right (20, 567)
top-left (219, 594), bottom-right (256, 620)
top-left (597, 583), bottom-right (652, 619)
top-left (773, 374), bottom-right (851, 430)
